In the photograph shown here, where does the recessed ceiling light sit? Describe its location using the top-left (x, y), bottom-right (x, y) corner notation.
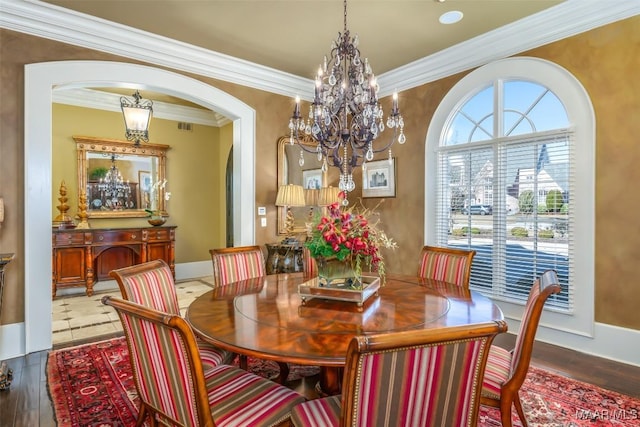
top-left (439, 10), bottom-right (463, 25)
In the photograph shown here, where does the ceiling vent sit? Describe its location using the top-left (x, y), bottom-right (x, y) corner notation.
top-left (178, 122), bottom-right (193, 131)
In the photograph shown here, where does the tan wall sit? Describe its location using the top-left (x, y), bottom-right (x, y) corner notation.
top-left (1, 16), bottom-right (639, 330)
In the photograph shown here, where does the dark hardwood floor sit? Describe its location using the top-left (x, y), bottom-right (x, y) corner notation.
top-left (1, 332), bottom-right (639, 427)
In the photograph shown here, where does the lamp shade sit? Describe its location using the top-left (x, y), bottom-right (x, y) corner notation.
top-left (275, 184), bottom-right (305, 207)
top-left (304, 188), bottom-right (319, 206)
top-left (317, 186), bottom-right (341, 206)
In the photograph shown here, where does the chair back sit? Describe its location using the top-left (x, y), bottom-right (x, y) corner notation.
top-left (102, 295), bottom-right (212, 427)
top-left (341, 321), bottom-right (508, 427)
top-left (418, 245), bottom-right (476, 288)
top-left (302, 247), bottom-right (318, 279)
top-left (110, 259), bottom-right (180, 314)
top-left (509, 270), bottom-right (561, 386)
top-left (209, 245), bottom-right (266, 287)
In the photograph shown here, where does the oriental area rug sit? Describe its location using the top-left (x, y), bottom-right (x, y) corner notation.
top-left (47, 337), bottom-right (640, 427)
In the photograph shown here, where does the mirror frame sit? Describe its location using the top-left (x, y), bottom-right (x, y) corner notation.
top-left (74, 135), bottom-right (170, 218)
top-left (277, 135), bottom-right (326, 235)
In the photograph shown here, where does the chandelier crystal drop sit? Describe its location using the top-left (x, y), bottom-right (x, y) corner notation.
top-left (288, 0), bottom-right (405, 205)
top-left (97, 154), bottom-right (131, 208)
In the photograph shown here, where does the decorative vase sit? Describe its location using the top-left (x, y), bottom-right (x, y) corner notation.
top-left (147, 215), bottom-right (166, 226)
top-left (315, 256), bottom-right (360, 288)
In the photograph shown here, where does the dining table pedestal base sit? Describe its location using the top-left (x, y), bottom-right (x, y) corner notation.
top-left (317, 366), bottom-right (344, 396)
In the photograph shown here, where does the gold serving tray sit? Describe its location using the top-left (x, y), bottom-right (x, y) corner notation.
top-left (298, 276), bottom-right (381, 307)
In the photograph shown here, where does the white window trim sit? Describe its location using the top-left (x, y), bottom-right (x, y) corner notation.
top-left (425, 57), bottom-right (595, 338)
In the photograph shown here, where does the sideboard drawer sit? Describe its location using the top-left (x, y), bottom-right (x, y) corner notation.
top-left (147, 228), bottom-right (171, 242)
top-left (54, 232), bottom-right (86, 246)
top-left (93, 230), bottom-right (141, 244)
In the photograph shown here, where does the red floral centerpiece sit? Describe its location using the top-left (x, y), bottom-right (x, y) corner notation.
top-left (305, 192), bottom-right (397, 287)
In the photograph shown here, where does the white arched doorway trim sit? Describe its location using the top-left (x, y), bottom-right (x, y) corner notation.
top-left (25, 61), bottom-right (256, 353)
top-left (425, 57), bottom-right (597, 346)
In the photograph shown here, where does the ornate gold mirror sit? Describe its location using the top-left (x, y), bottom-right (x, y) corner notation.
top-left (277, 136), bottom-right (329, 235)
top-left (74, 135), bottom-right (170, 218)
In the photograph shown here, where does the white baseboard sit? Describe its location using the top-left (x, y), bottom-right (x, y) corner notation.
top-left (175, 261), bottom-right (212, 281)
top-left (503, 319), bottom-right (640, 367)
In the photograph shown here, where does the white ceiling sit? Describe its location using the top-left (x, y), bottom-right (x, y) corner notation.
top-left (41, 0), bottom-right (565, 79)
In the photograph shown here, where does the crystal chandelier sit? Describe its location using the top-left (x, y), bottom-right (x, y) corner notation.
top-left (288, 0), bottom-right (405, 205)
top-left (120, 90), bottom-right (153, 146)
top-left (98, 154), bottom-right (131, 209)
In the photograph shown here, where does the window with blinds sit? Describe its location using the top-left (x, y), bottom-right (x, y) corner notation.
top-left (435, 80), bottom-right (573, 311)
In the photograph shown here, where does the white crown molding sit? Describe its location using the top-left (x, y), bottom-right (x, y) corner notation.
top-left (2, 0), bottom-right (639, 100)
top-left (378, 0), bottom-right (640, 96)
top-left (53, 88), bottom-right (229, 126)
top-left (0, 0), bottom-right (313, 98)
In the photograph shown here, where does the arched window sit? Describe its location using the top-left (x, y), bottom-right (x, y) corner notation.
top-left (426, 57), bottom-right (595, 337)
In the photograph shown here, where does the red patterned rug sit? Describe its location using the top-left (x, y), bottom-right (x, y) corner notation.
top-left (47, 337), bottom-right (640, 427)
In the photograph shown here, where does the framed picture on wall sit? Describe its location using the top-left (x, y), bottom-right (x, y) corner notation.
top-left (302, 168), bottom-right (323, 190)
top-left (362, 158), bottom-right (396, 198)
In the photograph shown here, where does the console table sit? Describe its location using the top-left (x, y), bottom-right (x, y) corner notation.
top-left (52, 226), bottom-right (176, 298)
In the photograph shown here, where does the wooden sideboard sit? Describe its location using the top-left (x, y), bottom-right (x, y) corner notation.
top-left (52, 226), bottom-right (176, 298)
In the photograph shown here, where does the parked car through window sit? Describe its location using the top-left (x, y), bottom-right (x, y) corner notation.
top-left (462, 205), bottom-right (493, 215)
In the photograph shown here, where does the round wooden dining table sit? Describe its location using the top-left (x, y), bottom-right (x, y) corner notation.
top-left (186, 272), bottom-right (504, 395)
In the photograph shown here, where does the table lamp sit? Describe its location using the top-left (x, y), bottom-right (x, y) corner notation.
top-left (317, 186), bottom-right (341, 207)
top-left (275, 184), bottom-right (305, 243)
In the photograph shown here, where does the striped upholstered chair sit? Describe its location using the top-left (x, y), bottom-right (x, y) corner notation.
top-left (209, 245), bottom-right (291, 382)
top-left (110, 260), bottom-right (233, 372)
top-left (209, 245), bottom-right (266, 288)
top-left (291, 321), bottom-right (508, 427)
top-left (102, 295), bottom-right (305, 427)
top-left (417, 245), bottom-right (476, 288)
top-left (481, 270), bottom-right (561, 427)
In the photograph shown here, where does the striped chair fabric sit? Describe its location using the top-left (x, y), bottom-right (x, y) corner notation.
top-left (209, 245), bottom-right (291, 382)
top-left (103, 296), bottom-right (306, 427)
top-left (302, 247), bottom-right (318, 279)
top-left (209, 246), bottom-right (266, 287)
top-left (417, 245), bottom-right (476, 288)
top-left (291, 321), bottom-right (507, 427)
top-left (481, 270), bottom-right (561, 427)
top-left (110, 260), bottom-right (233, 371)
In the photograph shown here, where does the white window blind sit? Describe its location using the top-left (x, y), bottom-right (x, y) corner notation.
top-left (435, 80), bottom-right (573, 311)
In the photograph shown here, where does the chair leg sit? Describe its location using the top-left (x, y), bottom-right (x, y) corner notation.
top-left (514, 392), bottom-right (528, 427)
top-left (500, 398), bottom-right (514, 427)
top-left (277, 362), bottom-right (290, 384)
top-left (135, 404), bottom-right (149, 427)
top-left (239, 355), bottom-right (248, 370)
